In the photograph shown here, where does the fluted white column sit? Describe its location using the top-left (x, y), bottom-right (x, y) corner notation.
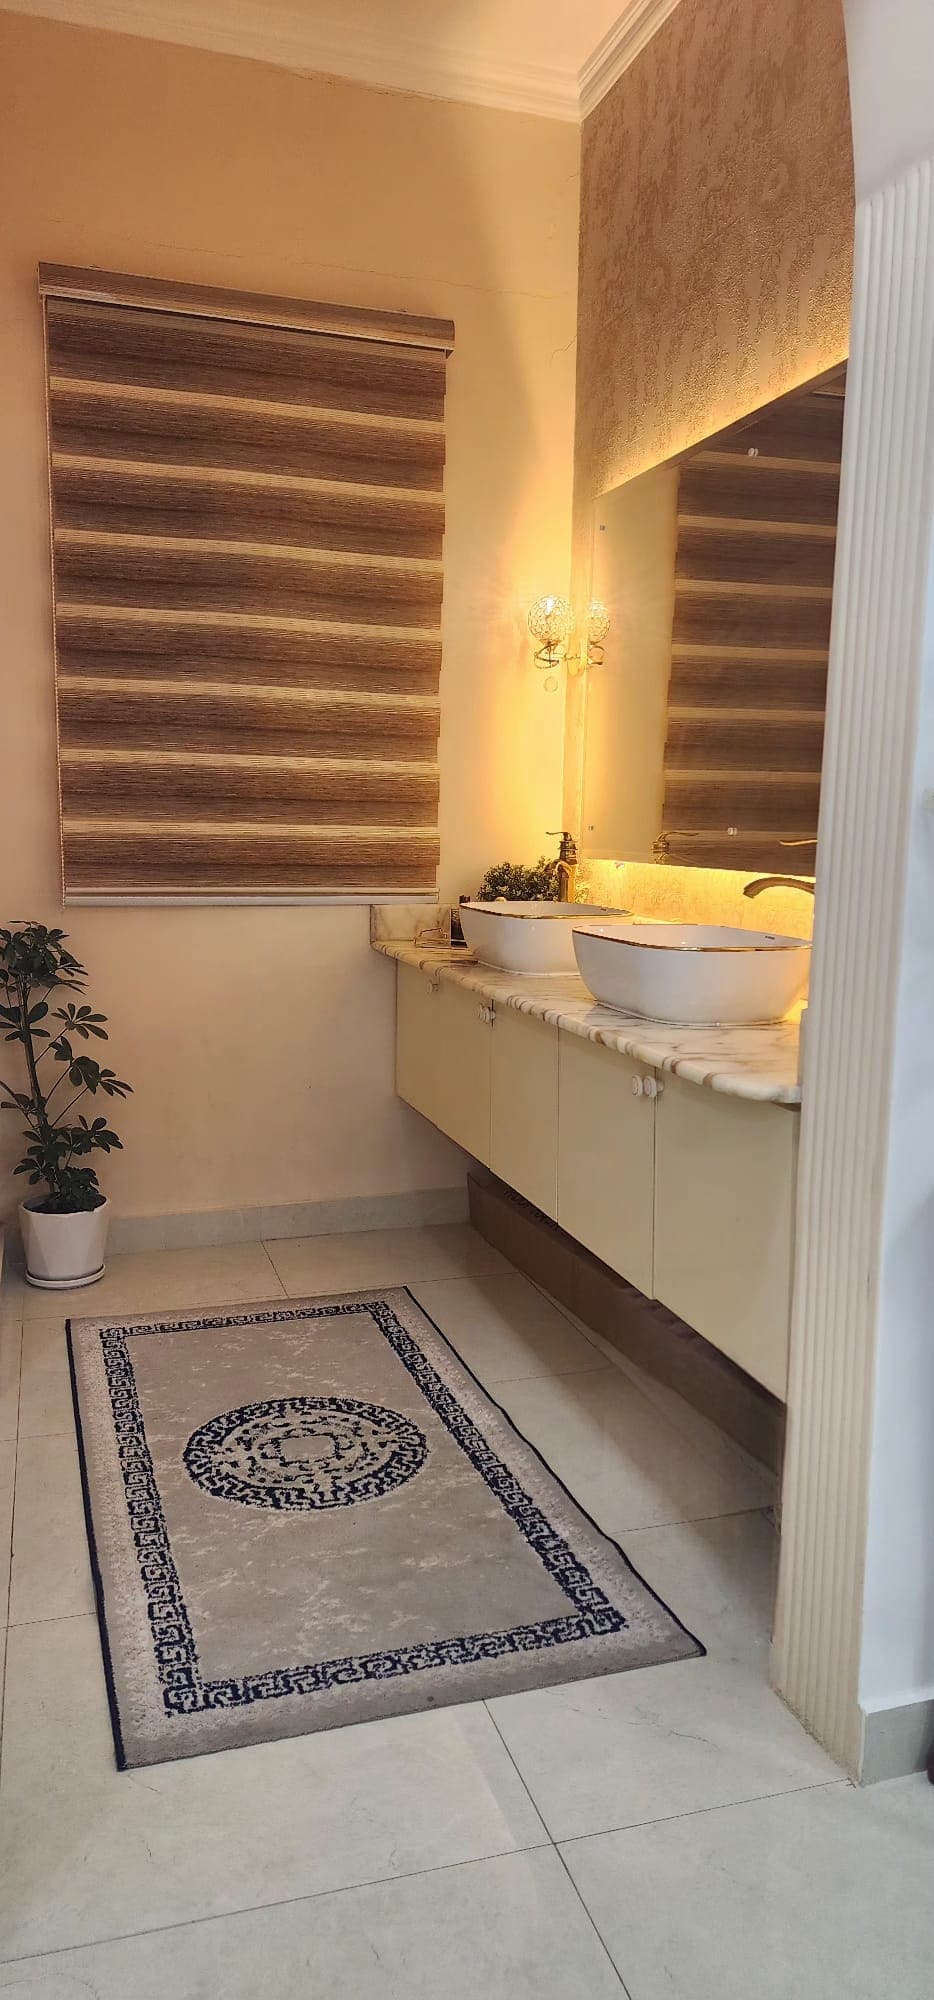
top-left (772, 158), bottom-right (934, 1772)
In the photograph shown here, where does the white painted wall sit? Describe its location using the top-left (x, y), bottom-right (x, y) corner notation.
top-left (843, 0), bottom-right (934, 198)
top-left (0, 13), bottom-right (579, 1225)
top-left (843, 0), bottom-right (934, 1722)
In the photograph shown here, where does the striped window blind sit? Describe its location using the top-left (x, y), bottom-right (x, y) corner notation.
top-left (39, 265), bottom-right (454, 902)
top-left (661, 365), bottom-right (845, 871)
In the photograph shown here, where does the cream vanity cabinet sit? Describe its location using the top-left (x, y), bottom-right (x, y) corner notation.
top-left (395, 964), bottom-right (492, 1165)
top-left (395, 965), bottom-right (794, 1399)
top-left (556, 1033), bottom-right (656, 1300)
top-left (652, 1076), bottom-right (796, 1400)
top-left (395, 965), bottom-right (559, 1209)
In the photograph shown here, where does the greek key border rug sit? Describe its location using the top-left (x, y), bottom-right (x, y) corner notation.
top-left (68, 1289), bottom-right (702, 1768)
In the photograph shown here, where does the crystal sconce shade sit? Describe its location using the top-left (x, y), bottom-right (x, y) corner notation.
top-left (528, 596), bottom-right (611, 688)
top-left (528, 594), bottom-right (572, 668)
top-left (582, 599), bottom-right (610, 668)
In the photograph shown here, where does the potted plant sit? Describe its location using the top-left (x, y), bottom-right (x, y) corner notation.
top-left (475, 856), bottom-right (561, 901)
top-left (0, 922), bottom-right (131, 1289)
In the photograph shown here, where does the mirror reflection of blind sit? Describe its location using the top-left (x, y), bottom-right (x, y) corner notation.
top-left (39, 265), bottom-right (453, 901)
top-left (662, 367), bottom-right (845, 870)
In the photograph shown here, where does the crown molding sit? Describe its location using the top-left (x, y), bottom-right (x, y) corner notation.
top-left (6, 0), bottom-right (684, 121)
top-left (579, 0), bottom-right (684, 119)
top-left (2, 0), bottom-right (581, 119)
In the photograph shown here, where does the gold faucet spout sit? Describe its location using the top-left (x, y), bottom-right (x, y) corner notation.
top-left (548, 830), bottom-right (579, 904)
top-left (743, 875), bottom-right (816, 899)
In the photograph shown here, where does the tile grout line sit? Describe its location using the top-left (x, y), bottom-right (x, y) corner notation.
top-left (259, 1239), bottom-right (290, 1296)
top-left (524, 1274), bottom-right (774, 1488)
top-left (482, 1702), bottom-right (633, 1997)
top-left (0, 1836), bottom-right (556, 1971)
top-left (554, 1774), bottom-right (851, 1850)
top-left (551, 1842), bottom-right (636, 2000)
top-left (8, 1609), bottom-right (96, 1630)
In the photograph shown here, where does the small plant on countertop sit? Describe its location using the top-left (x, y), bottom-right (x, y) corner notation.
top-left (0, 922), bottom-right (132, 1214)
top-left (475, 857), bottom-right (560, 901)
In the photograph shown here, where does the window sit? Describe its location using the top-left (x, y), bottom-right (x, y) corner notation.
top-left (40, 265), bottom-right (453, 901)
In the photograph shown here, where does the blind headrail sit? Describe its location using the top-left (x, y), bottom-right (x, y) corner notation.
top-left (38, 264), bottom-right (455, 355)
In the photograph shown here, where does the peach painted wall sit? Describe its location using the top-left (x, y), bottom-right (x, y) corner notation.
top-left (0, 11), bottom-right (580, 1220)
top-left (565, 0), bottom-right (855, 867)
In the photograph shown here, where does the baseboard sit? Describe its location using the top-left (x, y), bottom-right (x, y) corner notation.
top-left (859, 1697), bottom-right (934, 1783)
top-left (112, 1184), bottom-right (470, 1252)
top-left (1, 1185), bottom-right (469, 1267)
top-left (467, 1171), bottom-right (784, 1476)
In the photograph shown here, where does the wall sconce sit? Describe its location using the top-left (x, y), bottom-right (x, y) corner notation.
top-left (572, 599), bottom-right (610, 674)
top-left (528, 595), bottom-right (572, 665)
top-left (528, 595), bottom-right (610, 690)
top-left (528, 595), bottom-right (572, 694)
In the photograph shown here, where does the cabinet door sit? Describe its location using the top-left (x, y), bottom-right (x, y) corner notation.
top-left (396, 962), bottom-right (446, 1126)
top-left (653, 1074), bottom-right (797, 1399)
top-left (490, 1005), bottom-right (558, 1218)
top-left (396, 965), bottom-right (491, 1164)
top-left (557, 1031), bottom-right (656, 1297)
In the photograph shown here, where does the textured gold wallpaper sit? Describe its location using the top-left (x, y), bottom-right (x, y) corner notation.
top-left (566, 0), bottom-right (855, 858)
top-left (575, 0), bottom-right (853, 504)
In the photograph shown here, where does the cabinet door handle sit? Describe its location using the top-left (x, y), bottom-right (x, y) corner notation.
top-left (642, 1076), bottom-right (663, 1100)
top-left (631, 1074), bottom-right (644, 1097)
top-left (476, 1003), bottom-right (495, 1024)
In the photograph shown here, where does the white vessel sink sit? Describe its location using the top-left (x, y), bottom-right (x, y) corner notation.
top-left (460, 900), bottom-right (615, 975)
top-left (572, 920), bottom-right (810, 1026)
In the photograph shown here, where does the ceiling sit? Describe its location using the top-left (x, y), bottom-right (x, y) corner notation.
top-left (2, 0), bottom-right (683, 120)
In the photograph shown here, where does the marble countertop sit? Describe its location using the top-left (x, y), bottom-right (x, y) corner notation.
top-left (373, 936), bottom-right (802, 1106)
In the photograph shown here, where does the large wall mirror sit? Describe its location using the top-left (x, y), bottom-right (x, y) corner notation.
top-left (581, 363), bottom-right (847, 870)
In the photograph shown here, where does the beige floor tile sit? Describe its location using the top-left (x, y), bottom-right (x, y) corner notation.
top-left (0, 1321), bottom-right (20, 1444)
top-left (410, 1271), bottom-right (604, 1385)
top-left (487, 1654), bottom-right (840, 1841)
top-left (622, 1510), bottom-right (779, 1668)
top-left (9, 1433), bottom-right (93, 1626)
top-left (0, 1442), bottom-right (13, 1628)
top-left (561, 1778), bottom-right (934, 1998)
top-left (0, 1847), bottom-right (622, 1998)
top-left (7, 1243), bottom-right (285, 1322)
top-left (491, 1366), bottom-right (773, 1534)
top-left (18, 1318), bottom-right (73, 1439)
top-left (264, 1223), bottom-right (509, 1295)
top-left (0, 1617), bottom-right (548, 1960)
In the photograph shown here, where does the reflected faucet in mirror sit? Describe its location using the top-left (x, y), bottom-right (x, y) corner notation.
top-left (743, 876), bottom-right (816, 899)
top-left (548, 831), bottom-right (579, 901)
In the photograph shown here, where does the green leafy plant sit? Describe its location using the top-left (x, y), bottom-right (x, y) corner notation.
top-left (0, 923), bottom-right (131, 1215)
top-left (475, 857), bottom-right (560, 902)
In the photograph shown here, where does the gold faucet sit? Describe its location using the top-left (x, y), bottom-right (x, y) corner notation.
top-left (547, 830), bottom-right (578, 902)
top-left (743, 876), bottom-right (816, 899)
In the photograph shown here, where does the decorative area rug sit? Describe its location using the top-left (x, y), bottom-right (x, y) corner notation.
top-left (68, 1290), bottom-right (703, 1768)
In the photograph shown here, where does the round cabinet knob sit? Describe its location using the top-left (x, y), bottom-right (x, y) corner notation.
top-left (642, 1076), bottom-right (663, 1100)
top-left (631, 1075), bottom-right (644, 1097)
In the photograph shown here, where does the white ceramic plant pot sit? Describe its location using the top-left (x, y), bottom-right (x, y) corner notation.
top-left (19, 1197), bottom-right (110, 1290)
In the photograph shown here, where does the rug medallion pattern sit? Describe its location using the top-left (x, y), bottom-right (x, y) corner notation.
top-left (183, 1395), bottom-right (429, 1511)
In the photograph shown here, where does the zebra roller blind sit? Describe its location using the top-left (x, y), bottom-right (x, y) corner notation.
top-left (39, 265), bottom-right (454, 900)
